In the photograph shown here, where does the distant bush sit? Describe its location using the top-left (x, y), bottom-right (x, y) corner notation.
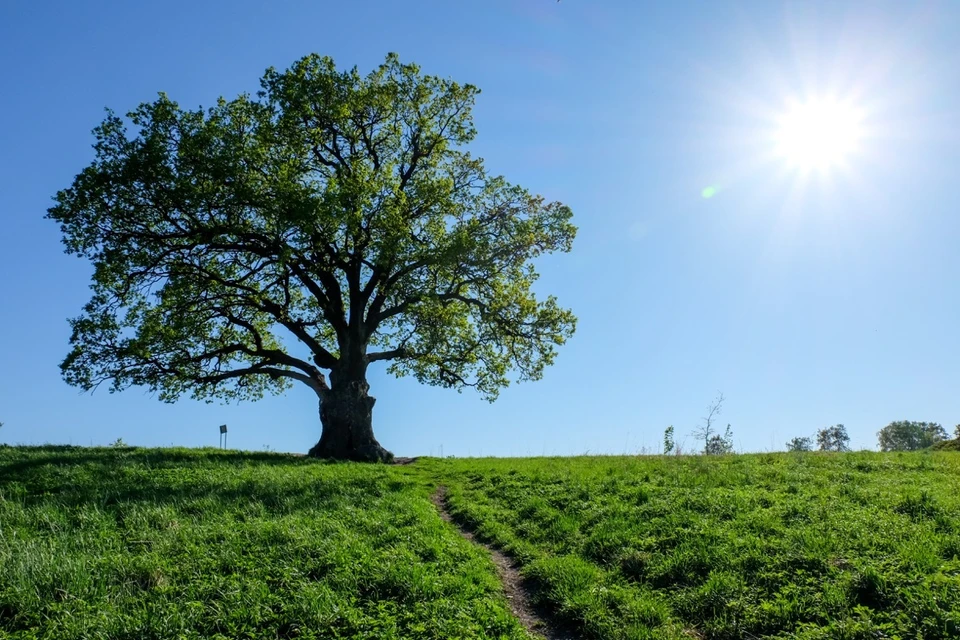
top-left (786, 436), bottom-right (813, 452)
top-left (932, 438), bottom-right (960, 452)
top-left (878, 421), bottom-right (947, 452)
top-left (704, 425), bottom-right (734, 455)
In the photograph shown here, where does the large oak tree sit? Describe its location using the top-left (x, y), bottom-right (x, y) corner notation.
top-left (48, 54), bottom-right (576, 461)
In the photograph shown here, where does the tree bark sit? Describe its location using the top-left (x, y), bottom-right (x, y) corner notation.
top-left (307, 375), bottom-right (393, 462)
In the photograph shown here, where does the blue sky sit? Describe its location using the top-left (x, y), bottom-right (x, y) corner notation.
top-left (1, 1), bottom-right (959, 455)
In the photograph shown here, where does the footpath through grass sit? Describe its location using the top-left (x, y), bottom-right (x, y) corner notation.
top-left (2, 447), bottom-right (960, 639)
top-left (431, 453), bottom-right (960, 639)
top-left (0, 446), bottom-right (529, 640)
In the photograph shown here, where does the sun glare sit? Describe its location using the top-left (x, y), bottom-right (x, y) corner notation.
top-left (775, 98), bottom-right (864, 172)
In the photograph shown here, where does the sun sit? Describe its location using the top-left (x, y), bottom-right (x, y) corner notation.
top-left (774, 98), bottom-right (864, 172)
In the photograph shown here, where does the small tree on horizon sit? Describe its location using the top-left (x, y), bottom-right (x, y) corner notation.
top-left (663, 425), bottom-right (675, 455)
top-left (691, 392), bottom-right (725, 454)
top-left (48, 53), bottom-right (577, 462)
top-left (786, 436), bottom-right (813, 452)
top-left (817, 424), bottom-right (850, 452)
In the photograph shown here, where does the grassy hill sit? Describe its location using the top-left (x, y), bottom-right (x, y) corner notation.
top-left (1, 446), bottom-right (959, 639)
top-left (0, 447), bottom-right (526, 640)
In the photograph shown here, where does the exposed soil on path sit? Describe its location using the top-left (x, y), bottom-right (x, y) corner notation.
top-left (430, 486), bottom-right (574, 640)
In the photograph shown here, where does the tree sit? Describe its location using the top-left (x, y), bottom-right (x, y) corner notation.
top-left (877, 421), bottom-right (948, 451)
top-left (816, 424), bottom-right (850, 452)
top-left (663, 425), bottom-right (675, 455)
top-left (691, 392), bottom-right (725, 454)
top-left (786, 436), bottom-right (813, 452)
top-left (48, 53), bottom-right (577, 462)
top-left (704, 424), bottom-right (733, 455)
top-left (954, 424), bottom-right (960, 440)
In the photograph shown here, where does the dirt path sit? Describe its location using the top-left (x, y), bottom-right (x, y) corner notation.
top-left (430, 487), bottom-right (573, 640)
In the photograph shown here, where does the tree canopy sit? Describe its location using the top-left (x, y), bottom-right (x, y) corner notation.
top-left (816, 424), bottom-right (850, 452)
top-left (48, 53), bottom-right (577, 460)
top-left (877, 421), bottom-right (947, 452)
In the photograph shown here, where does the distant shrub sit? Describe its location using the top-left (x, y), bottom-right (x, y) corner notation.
top-left (932, 439), bottom-right (960, 452)
top-left (704, 425), bottom-right (734, 455)
top-left (786, 436), bottom-right (813, 452)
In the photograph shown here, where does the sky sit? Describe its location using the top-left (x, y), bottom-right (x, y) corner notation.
top-left (1, 1), bottom-right (959, 456)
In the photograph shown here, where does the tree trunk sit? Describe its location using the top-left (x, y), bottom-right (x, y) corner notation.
top-left (307, 376), bottom-right (393, 462)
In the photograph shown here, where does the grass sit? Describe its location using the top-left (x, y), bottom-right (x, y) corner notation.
top-left (1, 446), bottom-right (959, 639)
top-left (429, 453), bottom-right (960, 639)
top-left (0, 446), bottom-right (530, 640)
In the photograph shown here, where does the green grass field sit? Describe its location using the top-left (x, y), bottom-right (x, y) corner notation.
top-left (0, 447), bottom-right (528, 640)
top-left (2, 447), bottom-right (959, 639)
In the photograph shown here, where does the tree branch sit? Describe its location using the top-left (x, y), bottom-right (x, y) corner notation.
top-left (196, 364), bottom-right (328, 395)
top-left (367, 347), bottom-right (407, 362)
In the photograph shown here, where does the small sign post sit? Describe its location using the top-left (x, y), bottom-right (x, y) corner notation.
top-left (219, 424), bottom-right (228, 449)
